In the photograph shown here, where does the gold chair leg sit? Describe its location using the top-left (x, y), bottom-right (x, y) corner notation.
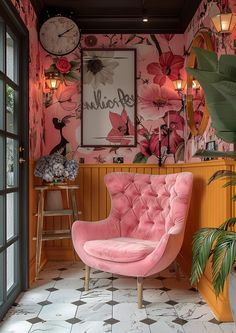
top-left (137, 277), bottom-right (143, 309)
top-left (84, 265), bottom-right (90, 291)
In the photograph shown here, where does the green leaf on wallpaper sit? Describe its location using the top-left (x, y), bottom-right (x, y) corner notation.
top-left (65, 72), bottom-right (80, 81)
top-left (133, 152), bottom-right (148, 163)
top-left (44, 65), bottom-right (56, 73)
top-left (70, 61), bottom-right (79, 70)
top-left (192, 47), bottom-right (217, 71)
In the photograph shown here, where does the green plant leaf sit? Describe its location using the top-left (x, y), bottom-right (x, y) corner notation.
top-left (194, 150), bottom-right (236, 159)
top-left (191, 228), bottom-right (222, 286)
top-left (192, 47), bottom-right (218, 72)
top-left (222, 180), bottom-right (236, 188)
top-left (232, 195), bottom-right (236, 201)
top-left (219, 218), bottom-right (236, 230)
top-left (208, 170), bottom-right (236, 185)
top-left (212, 232), bottom-right (236, 295)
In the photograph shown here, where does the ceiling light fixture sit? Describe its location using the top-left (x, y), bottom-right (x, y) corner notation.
top-left (142, 0), bottom-right (148, 23)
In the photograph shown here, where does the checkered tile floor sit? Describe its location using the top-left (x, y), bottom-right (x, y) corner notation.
top-left (1, 261), bottom-right (235, 333)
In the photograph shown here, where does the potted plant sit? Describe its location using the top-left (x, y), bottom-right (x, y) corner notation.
top-left (191, 169), bottom-right (236, 322)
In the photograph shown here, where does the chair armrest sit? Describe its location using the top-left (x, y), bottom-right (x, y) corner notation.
top-left (72, 218), bottom-right (120, 243)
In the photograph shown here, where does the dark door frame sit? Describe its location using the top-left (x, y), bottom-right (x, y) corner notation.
top-left (0, 0), bottom-right (29, 320)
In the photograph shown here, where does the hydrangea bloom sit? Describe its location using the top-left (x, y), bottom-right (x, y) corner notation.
top-left (34, 153), bottom-right (79, 182)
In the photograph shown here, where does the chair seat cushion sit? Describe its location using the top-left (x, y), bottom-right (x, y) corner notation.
top-left (83, 237), bottom-right (157, 263)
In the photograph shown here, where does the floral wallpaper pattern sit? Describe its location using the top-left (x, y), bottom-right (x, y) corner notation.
top-left (43, 34), bottom-right (186, 164)
top-left (11, 0), bottom-right (44, 160)
top-left (13, 0), bottom-right (235, 163)
top-left (184, 0), bottom-right (235, 161)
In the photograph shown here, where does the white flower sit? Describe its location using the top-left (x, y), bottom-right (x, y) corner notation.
top-left (83, 51), bottom-right (119, 89)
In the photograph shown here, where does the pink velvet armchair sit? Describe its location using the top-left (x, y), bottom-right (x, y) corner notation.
top-left (72, 172), bottom-right (193, 308)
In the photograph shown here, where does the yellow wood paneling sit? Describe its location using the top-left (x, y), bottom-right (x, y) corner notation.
top-left (29, 160), bottom-right (236, 320)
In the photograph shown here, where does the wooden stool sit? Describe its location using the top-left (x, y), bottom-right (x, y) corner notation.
top-left (34, 184), bottom-right (80, 279)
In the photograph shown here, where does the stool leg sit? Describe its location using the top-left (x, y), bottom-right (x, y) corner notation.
top-left (69, 189), bottom-right (78, 262)
top-left (35, 190), bottom-right (44, 279)
top-left (84, 265), bottom-right (90, 291)
top-left (137, 277), bottom-right (143, 309)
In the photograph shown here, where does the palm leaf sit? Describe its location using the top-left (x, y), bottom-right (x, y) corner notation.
top-left (219, 217), bottom-right (236, 230)
top-left (194, 150), bottom-right (236, 159)
top-left (212, 232), bottom-right (236, 295)
top-left (232, 195), bottom-right (236, 201)
top-left (208, 170), bottom-right (236, 185)
top-left (191, 228), bottom-right (222, 285)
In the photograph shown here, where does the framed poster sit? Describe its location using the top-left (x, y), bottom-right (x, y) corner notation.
top-left (81, 49), bottom-right (137, 147)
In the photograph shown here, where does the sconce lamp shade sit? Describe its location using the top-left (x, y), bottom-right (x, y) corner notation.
top-left (211, 13), bottom-right (236, 33)
top-left (45, 72), bottom-right (61, 90)
top-left (172, 77), bottom-right (186, 93)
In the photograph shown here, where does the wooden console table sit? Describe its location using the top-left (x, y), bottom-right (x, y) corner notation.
top-left (34, 184), bottom-right (80, 278)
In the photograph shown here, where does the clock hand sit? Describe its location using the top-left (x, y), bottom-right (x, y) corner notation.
top-left (58, 25), bottom-right (74, 37)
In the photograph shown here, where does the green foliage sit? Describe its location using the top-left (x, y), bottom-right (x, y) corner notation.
top-left (191, 170), bottom-right (236, 296)
top-left (186, 48), bottom-right (236, 143)
top-left (133, 152), bottom-right (148, 163)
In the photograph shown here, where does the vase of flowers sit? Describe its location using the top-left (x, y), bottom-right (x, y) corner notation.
top-left (34, 153), bottom-right (79, 183)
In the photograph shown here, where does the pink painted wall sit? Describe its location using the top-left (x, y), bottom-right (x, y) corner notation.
top-left (11, 0), bottom-right (44, 160)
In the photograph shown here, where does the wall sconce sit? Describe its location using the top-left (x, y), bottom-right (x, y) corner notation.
top-left (172, 75), bottom-right (186, 94)
top-left (211, 13), bottom-right (236, 33)
top-left (45, 71), bottom-right (61, 91)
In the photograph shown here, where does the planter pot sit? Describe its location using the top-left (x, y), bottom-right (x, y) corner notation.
top-left (229, 269), bottom-right (236, 324)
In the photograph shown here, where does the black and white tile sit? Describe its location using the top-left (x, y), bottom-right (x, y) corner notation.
top-left (1, 260), bottom-right (236, 333)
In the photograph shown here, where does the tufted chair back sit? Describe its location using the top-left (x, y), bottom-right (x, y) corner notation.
top-left (104, 172), bottom-right (193, 241)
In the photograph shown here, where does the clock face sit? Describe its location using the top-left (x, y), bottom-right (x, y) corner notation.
top-left (39, 16), bottom-right (80, 56)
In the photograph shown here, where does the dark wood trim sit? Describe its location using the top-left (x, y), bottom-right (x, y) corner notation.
top-left (30, 0), bottom-right (202, 34)
top-left (0, 0), bottom-right (29, 320)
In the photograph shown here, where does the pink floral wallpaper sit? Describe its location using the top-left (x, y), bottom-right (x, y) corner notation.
top-left (11, 0), bottom-right (44, 160)
top-left (42, 34), bottom-right (186, 164)
top-left (184, 0), bottom-right (235, 162)
top-left (11, 0), bottom-right (236, 164)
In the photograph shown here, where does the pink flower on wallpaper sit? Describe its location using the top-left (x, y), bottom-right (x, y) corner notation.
top-left (162, 111), bottom-right (184, 154)
top-left (56, 57), bottom-right (72, 74)
top-left (55, 85), bottom-right (78, 111)
top-left (147, 51), bottom-right (184, 86)
top-left (140, 132), bottom-right (159, 157)
top-left (139, 83), bottom-right (181, 119)
top-left (106, 109), bottom-right (134, 145)
top-left (159, 34), bottom-right (174, 42)
top-left (163, 110), bottom-right (185, 131)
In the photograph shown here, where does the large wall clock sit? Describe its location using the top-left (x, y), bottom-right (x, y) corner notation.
top-left (186, 31), bottom-right (213, 136)
top-left (39, 16), bottom-right (80, 56)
